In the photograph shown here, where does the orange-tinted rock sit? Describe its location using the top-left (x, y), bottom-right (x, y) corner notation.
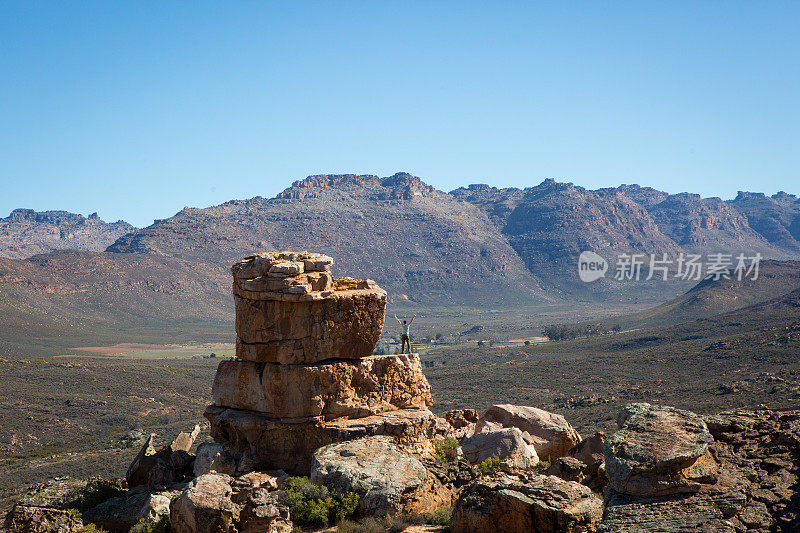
top-left (205, 405), bottom-right (437, 474)
top-left (212, 353), bottom-right (432, 420)
top-left (232, 251), bottom-right (387, 364)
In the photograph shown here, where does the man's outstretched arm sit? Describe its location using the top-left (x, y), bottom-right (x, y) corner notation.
top-left (409, 313), bottom-right (416, 324)
top-left (394, 314), bottom-right (402, 325)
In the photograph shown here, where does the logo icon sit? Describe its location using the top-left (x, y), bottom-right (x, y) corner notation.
top-left (578, 251), bottom-right (608, 282)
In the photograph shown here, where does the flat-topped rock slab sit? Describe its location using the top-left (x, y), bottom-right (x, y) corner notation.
top-left (205, 405), bottom-right (437, 474)
top-left (232, 251), bottom-right (387, 364)
top-left (211, 353), bottom-right (432, 420)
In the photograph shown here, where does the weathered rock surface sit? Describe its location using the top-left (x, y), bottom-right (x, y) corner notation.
top-left (232, 251), bottom-right (387, 364)
top-left (544, 457), bottom-right (587, 483)
top-left (126, 425), bottom-right (200, 488)
top-left (193, 442), bottom-right (240, 478)
top-left (83, 488), bottom-right (180, 533)
top-left (568, 432), bottom-right (607, 492)
top-left (451, 474), bottom-right (603, 533)
top-left (3, 504), bottom-right (83, 533)
top-left (604, 403), bottom-right (718, 498)
top-left (445, 409), bottom-right (479, 429)
top-left (170, 473), bottom-right (292, 533)
top-left (598, 406), bottom-right (800, 532)
top-left (211, 353), bottom-right (432, 420)
top-left (311, 436), bottom-right (452, 516)
top-left (205, 405), bottom-right (437, 473)
top-left (460, 427), bottom-right (539, 471)
top-left (475, 404), bottom-right (581, 459)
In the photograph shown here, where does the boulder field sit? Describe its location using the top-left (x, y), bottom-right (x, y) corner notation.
top-left (5, 252), bottom-right (799, 532)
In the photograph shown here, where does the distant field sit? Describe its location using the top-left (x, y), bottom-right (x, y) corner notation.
top-left (66, 342), bottom-right (236, 359)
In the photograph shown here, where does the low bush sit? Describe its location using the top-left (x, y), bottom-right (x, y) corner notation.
top-left (434, 437), bottom-right (459, 463)
top-left (477, 456), bottom-right (501, 475)
top-left (279, 476), bottom-right (359, 527)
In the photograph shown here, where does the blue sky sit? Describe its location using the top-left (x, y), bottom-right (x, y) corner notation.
top-left (1, 2), bottom-right (798, 227)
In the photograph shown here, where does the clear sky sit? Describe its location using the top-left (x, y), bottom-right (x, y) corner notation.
top-left (1, 2), bottom-right (798, 227)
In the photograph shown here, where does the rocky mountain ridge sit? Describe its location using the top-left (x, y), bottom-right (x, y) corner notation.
top-left (0, 209), bottom-right (135, 260)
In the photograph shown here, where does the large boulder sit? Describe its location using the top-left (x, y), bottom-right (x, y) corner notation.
top-left (310, 436), bottom-right (451, 516)
top-left (568, 432), bottom-right (607, 492)
top-left (604, 403), bottom-right (718, 498)
top-left (460, 427), bottom-right (539, 470)
top-left (193, 442), bottom-right (240, 478)
top-left (3, 505), bottom-right (83, 533)
top-left (170, 473), bottom-right (239, 533)
top-left (475, 405), bottom-right (581, 459)
top-left (451, 474), bottom-right (603, 533)
top-left (126, 425), bottom-right (200, 488)
top-left (232, 252), bottom-right (387, 364)
top-left (211, 353), bottom-right (432, 420)
top-left (205, 405), bottom-right (437, 474)
top-left (83, 488), bottom-right (178, 533)
top-left (170, 473), bottom-right (292, 533)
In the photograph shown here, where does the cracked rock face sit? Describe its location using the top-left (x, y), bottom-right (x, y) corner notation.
top-left (232, 251), bottom-right (387, 364)
top-left (212, 353), bottom-right (432, 420)
top-left (604, 403), bottom-right (718, 498)
top-left (310, 436), bottom-right (452, 516)
top-left (450, 474), bottom-right (603, 533)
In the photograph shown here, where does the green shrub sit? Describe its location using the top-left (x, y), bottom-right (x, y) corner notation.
top-left (76, 526), bottom-right (106, 533)
top-left (422, 506), bottom-right (452, 526)
top-left (278, 476), bottom-right (359, 527)
top-left (129, 516), bottom-right (170, 533)
top-left (434, 437), bottom-right (459, 463)
top-left (533, 459), bottom-right (551, 473)
top-left (66, 508), bottom-right (82, 518)
top-left (477, 456), bottom-right (501, 475)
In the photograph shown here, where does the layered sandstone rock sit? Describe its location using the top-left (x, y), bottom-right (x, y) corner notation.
top-left (232, 252), bottom-right (387, 364)
top-left (206, 251), bottom-right (435, 474)
top-left (211, 353), bottom-right (432, 420)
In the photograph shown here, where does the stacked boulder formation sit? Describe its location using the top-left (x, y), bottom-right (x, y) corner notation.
top-left (205, 251), bottom-right (436, 473)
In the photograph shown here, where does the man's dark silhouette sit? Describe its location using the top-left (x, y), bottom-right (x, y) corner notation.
top-left (395, 314), bottom-right (415, 354)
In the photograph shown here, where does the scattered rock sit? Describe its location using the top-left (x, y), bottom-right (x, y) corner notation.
top-left (460, 427), bottom-right (539, 471)
top-left (125, 425), bottom-right (200, 488)
top-left (475, 404), bottom-right (581, 459)
top-left (83, 488), bottom-right (179, 533)
top-left (310, 436), bottom-right (452, 516)
top-left (171, 473), bottom-right (291, 533)
top-left (193, 442), bottom-right (240, 477)
top-left (544, 456), bottom-right (586, 483)
top-left (445, 409), bottom-right (479, 429)
top-left (568, 432), bottom-right (607, 491)
top-left (451, 474), bottom-right (603, 533)
top-left (604, 403), bottom-right (718, 498)
top-left (3, 505), bottom-right (82, 533)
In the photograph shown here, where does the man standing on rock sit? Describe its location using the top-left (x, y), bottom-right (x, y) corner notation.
top-left (395, 314), bottom-right (415, 353)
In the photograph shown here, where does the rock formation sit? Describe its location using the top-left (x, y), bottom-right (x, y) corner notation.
top-left (205, 251), bottom-right (436, 473)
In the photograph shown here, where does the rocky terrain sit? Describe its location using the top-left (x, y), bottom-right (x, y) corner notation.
top-left (0, 209), bottom-right (134, 259)
top-left (4, 251), bottom-right (800, 532)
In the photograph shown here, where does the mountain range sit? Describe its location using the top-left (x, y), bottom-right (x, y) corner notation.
top-left (0, 172), bottom-right (798, 344)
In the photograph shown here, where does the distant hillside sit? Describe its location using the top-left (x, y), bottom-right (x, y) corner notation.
top-left (0, 250), bottom-right (231, 355)
top-left (598, 260), bottom-right (800, 330)
top-left (0, 209), bottom-right (135, 259)
top-left (108, 173), bottom-right (548, 306)
top-left (2, 173), bottom-right (798, 317)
